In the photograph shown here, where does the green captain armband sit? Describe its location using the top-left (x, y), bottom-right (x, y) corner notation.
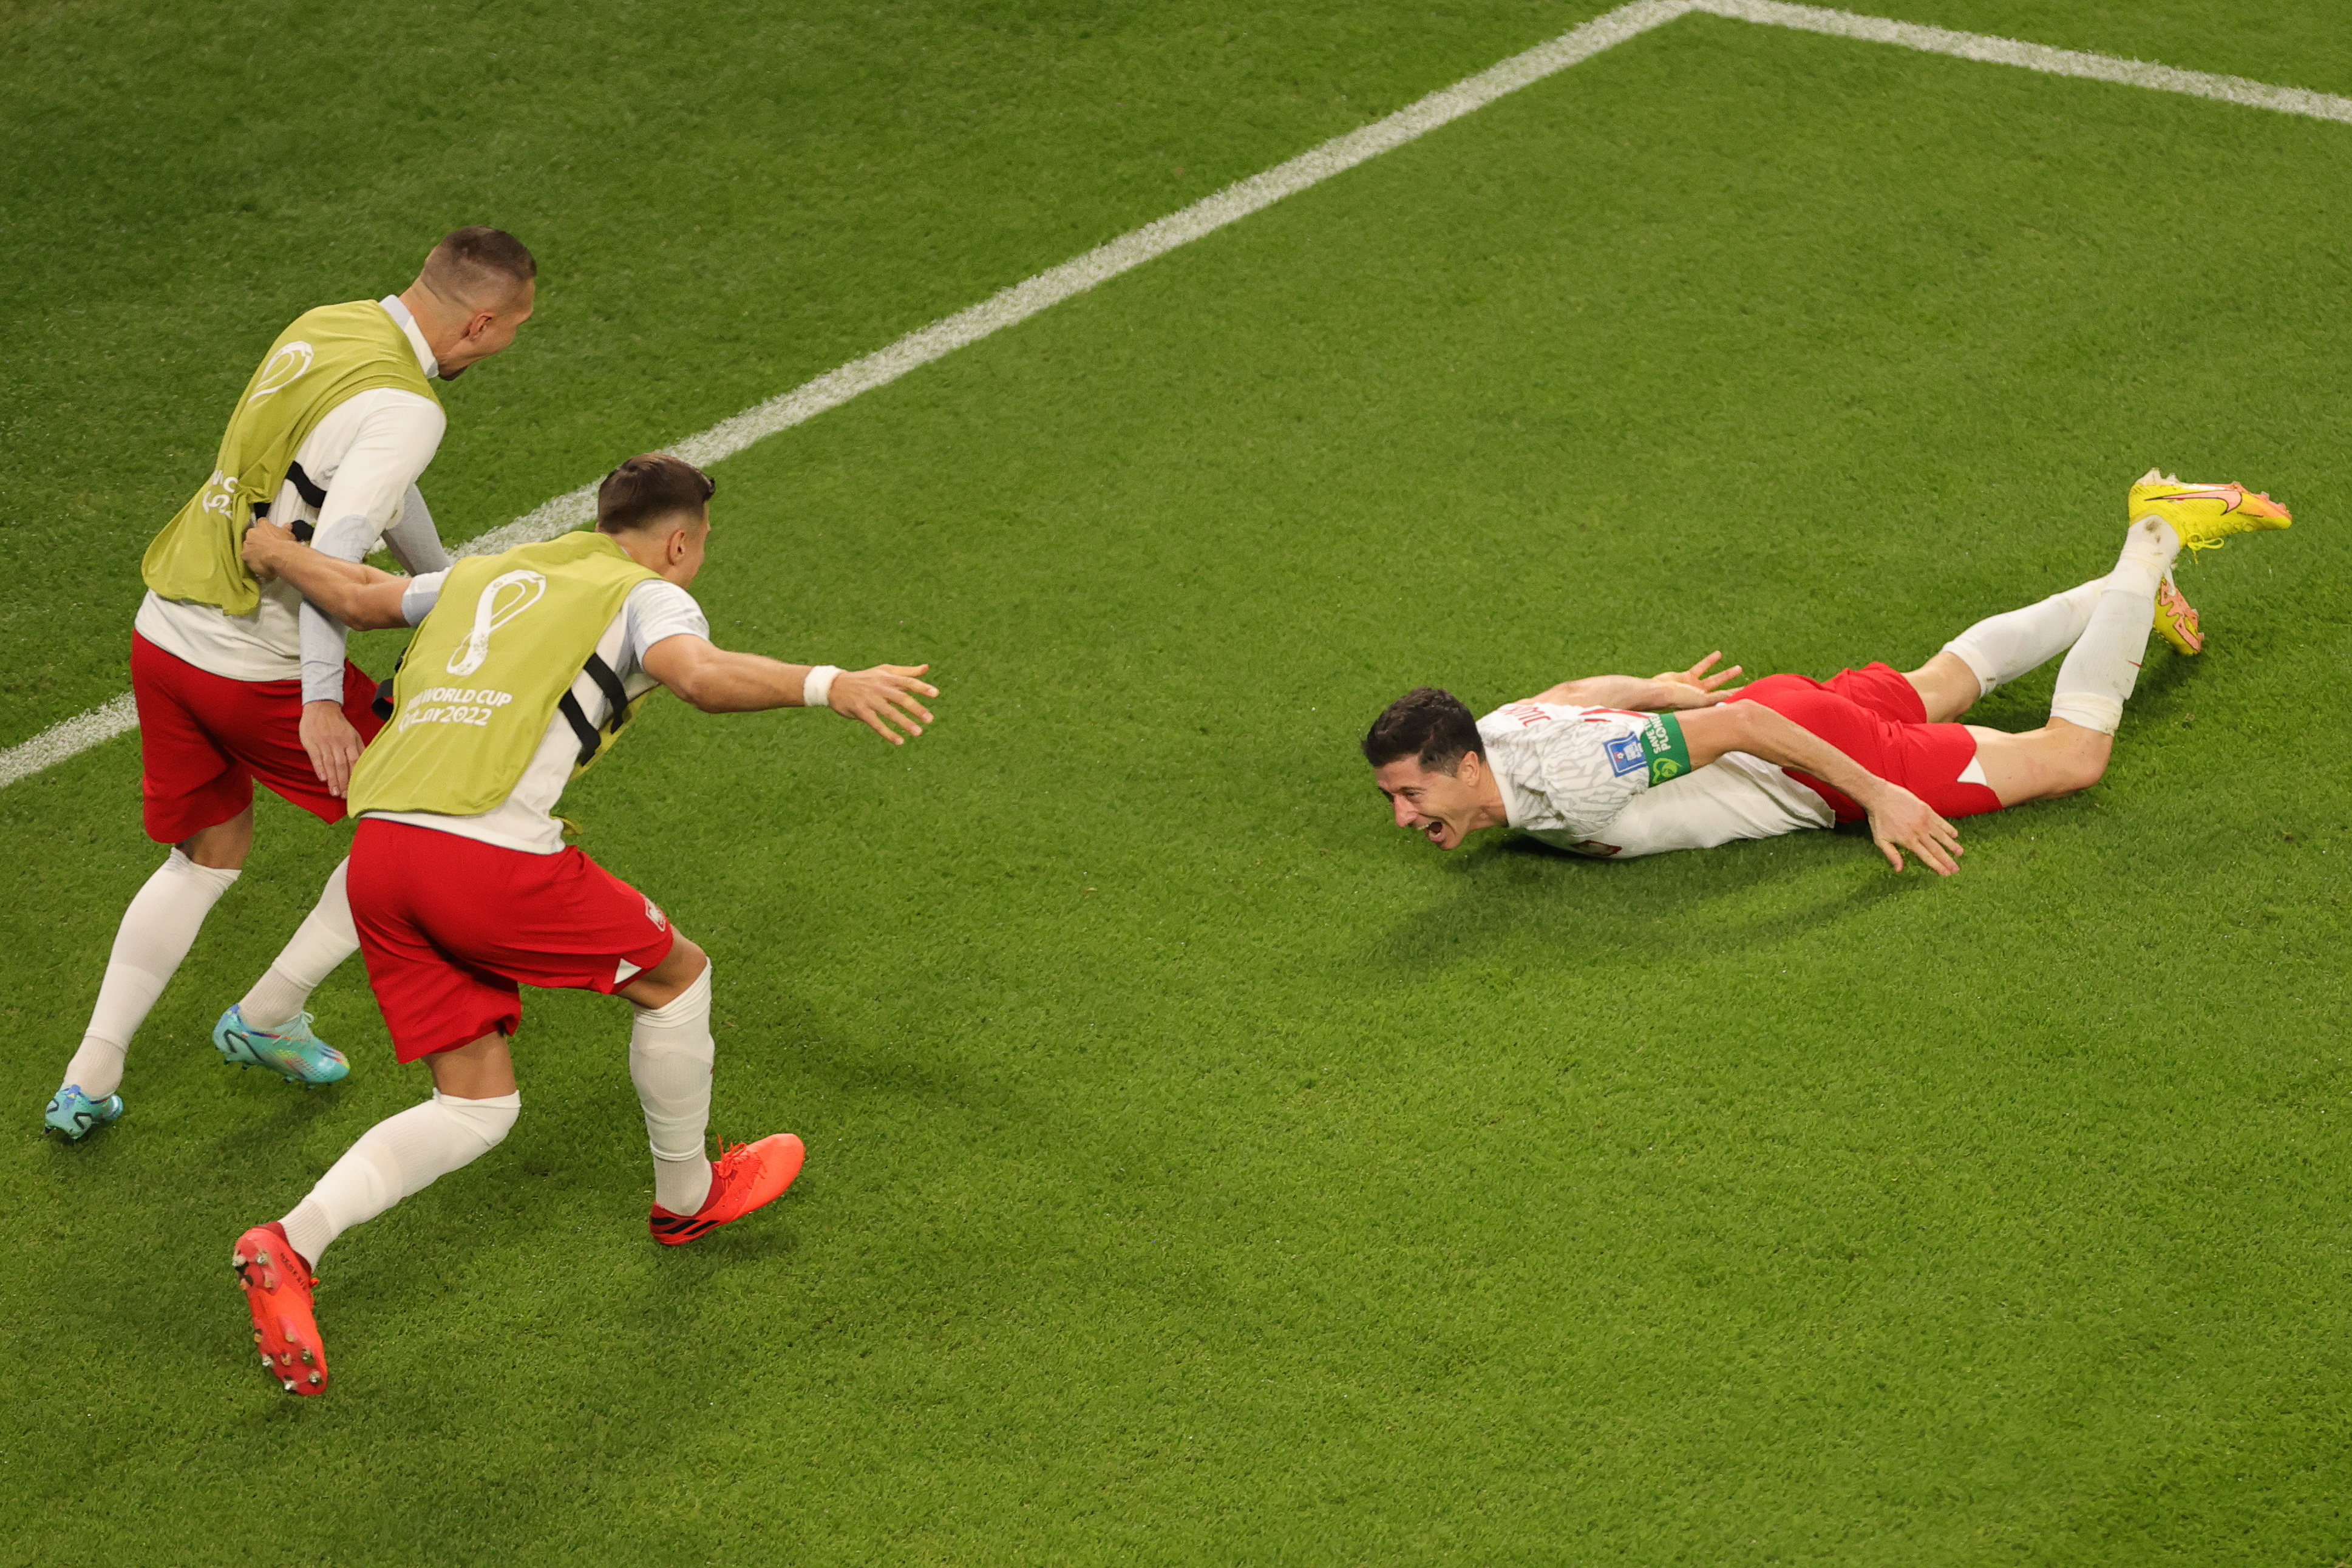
top-left (1637, 712), bottom-right (1691, 786)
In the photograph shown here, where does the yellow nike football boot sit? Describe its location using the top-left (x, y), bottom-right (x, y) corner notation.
top-left (2153, 573), bottom-right (2201, 656)
top-left (2129, 469), bottom-right (2292, 553)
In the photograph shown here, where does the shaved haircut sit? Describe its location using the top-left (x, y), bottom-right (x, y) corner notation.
top-left (416, 226), bottom-right (537, 310)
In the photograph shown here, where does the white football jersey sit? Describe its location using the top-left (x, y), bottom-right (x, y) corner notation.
top-left (1553, 751), bottom-right (1834, 858)
top-left (1477, 701), bottom-right (1691, 843)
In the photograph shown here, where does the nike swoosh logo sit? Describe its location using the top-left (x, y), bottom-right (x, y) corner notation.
top-left (2147, 487), bottom-right (2242, 511)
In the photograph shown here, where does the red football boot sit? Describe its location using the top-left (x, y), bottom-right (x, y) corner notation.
top-left (648, 1134), bottom-right (805, 1246)
top-left (233, 1221), bottom-right (329, 1396)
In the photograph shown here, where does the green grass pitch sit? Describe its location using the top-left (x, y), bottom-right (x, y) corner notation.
top-left (4, 1), bottom-right (2350, 1561)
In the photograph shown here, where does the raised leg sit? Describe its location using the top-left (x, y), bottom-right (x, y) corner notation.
top-left (1906, 577), bottom-right (2109, 723)
top-left (1965, 517), bottom-right (2181, 806)
top-left (1903, 652), bottom-right (1987, 725)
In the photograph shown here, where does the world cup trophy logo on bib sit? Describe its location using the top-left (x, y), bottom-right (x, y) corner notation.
top-left (246, 341), bottom-right (315, 404)
top-left (446, 570), bottom-right (548, 677)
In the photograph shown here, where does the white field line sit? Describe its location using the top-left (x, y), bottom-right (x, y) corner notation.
top-left (0, 694), bottom-right (141, 789)
top-left (0, 0), bottom-right (1694, 791)
top-left (457, 0), bottom-right (1697, 558)
top-left (5, 0), bottom-right (2347, 791)
top-left (1694, 0), bottom-right (2352, 122)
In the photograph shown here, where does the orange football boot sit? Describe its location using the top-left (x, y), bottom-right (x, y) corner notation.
top-left (648, 1133), bottom-right (805, 1246)
top-left (2129, 469), bottom-right (2291, 553)
top-left (2153, 574), bottom-right (2203, 655)
top-left (233, 1221), bottom-right (329, 1396)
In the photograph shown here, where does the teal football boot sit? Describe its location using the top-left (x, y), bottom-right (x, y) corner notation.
top-left (45, 1085), bottom-right (124, 1141)
top-left (213, 1006), bottom-right (350, 1085)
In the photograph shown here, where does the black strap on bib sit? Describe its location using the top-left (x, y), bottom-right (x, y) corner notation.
top-left (285, 461), bottom-right (327, 542)
top-left (554, 653), bottom-right (632, 767)
top-left (285, 461), bottom-right (328, 508)
top-left (371, 644), bottom-right (407, 722)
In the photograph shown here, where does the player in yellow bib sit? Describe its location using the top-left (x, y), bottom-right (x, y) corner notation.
top-left (47, 228), bottom-right (539, 1142)
top-left (225, 455), bottom-right (938, 1396)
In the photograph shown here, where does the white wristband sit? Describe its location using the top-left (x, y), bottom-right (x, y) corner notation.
top-left (803, 665), bottom-right (841, 709)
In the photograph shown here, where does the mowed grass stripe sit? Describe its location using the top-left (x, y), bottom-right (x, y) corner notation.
top-left (7, 14), bottom-right (2348, 1561)
top-left (8, 0), bottom-right (2352, 791)
top-left (0, 0), bottom-right (1688, 788)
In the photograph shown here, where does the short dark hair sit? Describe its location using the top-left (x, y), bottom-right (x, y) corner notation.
top-left (597, 453), bottom-right (715, 534)
top-left (1362, 687), bottom-right (1484, 774)
top-left (419, 226), bottom-right (537, 305)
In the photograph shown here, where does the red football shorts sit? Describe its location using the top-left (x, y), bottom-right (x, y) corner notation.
top-left (348, 818), bottom-right (678, 1061)
top-left (131, 633), bottom-right (384, 843)
top-left (1733, 662), bottom-right (2004, 822)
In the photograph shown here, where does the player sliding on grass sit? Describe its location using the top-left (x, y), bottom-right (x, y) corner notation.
top-left (225, 453), bottom-right (938, 1396)
top-left (1365, 472), bottom-right (2290, 868)
top-left (47, 228), bottom-right (539, 1141)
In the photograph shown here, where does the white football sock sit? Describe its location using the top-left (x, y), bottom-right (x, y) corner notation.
top-left (2050, 518), bottom-right (2181, 735)
top-left (61, 850), bottom-right (241, 1099)
top-left (630, 965), bottom-right (715, 1215)
top-left (238, 858), bottom-right (359, 1030)
top-left (1940, 575), bottom-right (2109, 696)
top-left (280, 1089), bottom-right (520, 1268)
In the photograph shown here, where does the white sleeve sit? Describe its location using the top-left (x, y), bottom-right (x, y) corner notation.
top-left (401, 571), bottom-right (449, 628)
top-left (315, 395), bottom-right (446, 542)
top-left (380, 486), bottom-right (450, 575)
top-left (617, 580), bottom-right (711, 679)
top-left (297, 399), bottom-right (447, 703)
top-left (297, 604), bottom-right (352, 705)
top-left (297, 511), bottom-right (381, 703)
top-left (1561, 756), bottom-right (1833, 858)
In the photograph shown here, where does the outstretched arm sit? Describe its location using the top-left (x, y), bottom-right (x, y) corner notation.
top-left (1676, 701), bottom-right (1964, 875)
top-left (641, 635), bottom-right (938, 744)
top-left (242, 518), bottom-right (413, 630)
top-left (1530, 652), bottom-right (1744, 712)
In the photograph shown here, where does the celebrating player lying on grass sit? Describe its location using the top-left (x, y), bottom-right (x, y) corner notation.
top-left (47, 228), bottom-right (540, 1143)
top-left (1364, 472), bottom-right (2289, 869)
top-left (224, 453), bottom-right (937, 1396)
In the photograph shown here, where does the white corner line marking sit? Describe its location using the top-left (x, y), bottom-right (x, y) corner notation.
top-left (1695, 0), bottom-right (2352, 122)
top-left (7, 0), bottom-right (2347, 791)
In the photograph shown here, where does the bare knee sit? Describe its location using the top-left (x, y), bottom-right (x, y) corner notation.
top-left (1906, 653), bottom-right (1985, 725)
top-left (620, 935), bottom-right (708, 1010)
top-left (426, 1031), bottom-right (517, 1098)
top-left (2042, 722), bottom-right (2113, 796)
top-left (180, 806), bottom-right (254, 871)
top-left (2056, 756), bottom-right (2110, 795)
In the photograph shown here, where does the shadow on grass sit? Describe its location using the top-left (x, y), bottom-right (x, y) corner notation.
top-left (1365, 823), bottom-right (1953, 982)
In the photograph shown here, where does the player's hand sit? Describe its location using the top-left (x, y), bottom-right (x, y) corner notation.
top-left (1860, 782), bottom-right (1963, 875)
top-left (1648, 651), bottom-right (1745, 709)
top-left (241, 516), bottom-right (301, 579)
top-left (828, 664), bottom-right (937, 745)
top-left (299, 702), bottom-right (365, 797)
